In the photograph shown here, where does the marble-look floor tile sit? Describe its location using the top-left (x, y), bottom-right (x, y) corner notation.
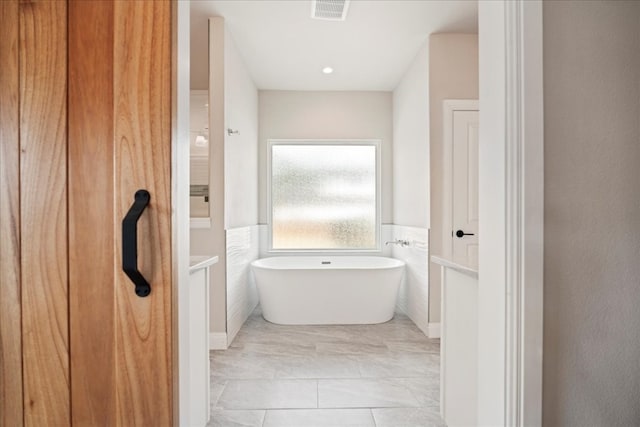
top-left (217, 379), bottom-right (318, 409)
top-left (238, 341), bottom-right (317, 357)
top-left (210, 378), bottom-right (227, 410)
top-left (274, 355), bottom-right (361, 379)
top-left (231, 330), bottom-right (314, 346)
top-left (263, 409), bottom-right (375, 426)
top-left (211, 350), bottom-right (277, 380)
top-left (400, 377), bottom-right (440, 407)
top-left (384, 339), bottom-right (440, 354)
top-left (234, 320), bottom-right (402, 345)
top-left (357, 353), bottom-right (439, 378)
top-left (206, 409), bottom-right (265, 427)
top-left (318, 378), bottom-right (420, 408)
top-left (324, 325), bottom-right (387, 345)
top-left (211, 306), bottom-right (443, 425)
top-left (315, 342), bottom-right (389, 356)
top-left (365, 325), bottom-right (430, 341)
top-left (371, 407), bottom-right (446, 427)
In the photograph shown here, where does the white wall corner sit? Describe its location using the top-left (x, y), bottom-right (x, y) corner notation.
top-left (209, 333), bottom-right (228, 350)
top-left (190, 217), bottom-right (211, 229)
top-left (428, 322), bottom-right (441, 338)
top-left (391, 42), bottom-right (430, 228)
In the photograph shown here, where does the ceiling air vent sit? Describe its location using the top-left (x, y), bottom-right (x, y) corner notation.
top-left (311, 0), bottom-right (350, 21)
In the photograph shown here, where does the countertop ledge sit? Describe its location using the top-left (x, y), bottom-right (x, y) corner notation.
top-left (431, 255), bottom-right (478, 279)
top-left (189, 255), bottom-right (219, 273)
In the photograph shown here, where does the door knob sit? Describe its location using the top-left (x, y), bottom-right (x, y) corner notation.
top-left (455, 229), bottom-right (475, 238)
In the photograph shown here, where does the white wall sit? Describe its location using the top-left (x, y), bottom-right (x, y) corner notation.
top-left (191, 17), bottom-right (226, 334)
top-left (392, 42), bottom-right (430, 228)
top-left (222, 26), bottom-right (260, 346)
top-left (258, 91), bottom-right (393, 226)
top-left (543, 1), bottom-right (640, 424)
top-left (477, 3), bottom-right (507, 422)
top-left (224, 32), bottom-right (258, 229)
top-left (391, 43), bottom-right (432, 335)
top-left (191, 18), bottom-right (259, 334)
top-left (428, 34), bottom-right (478, 323)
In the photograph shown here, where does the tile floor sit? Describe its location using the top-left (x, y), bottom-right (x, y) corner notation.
top-left (207, 306), bottom-right (444, 427)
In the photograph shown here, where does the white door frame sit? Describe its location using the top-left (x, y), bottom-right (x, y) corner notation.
top-left (172, 1), bottom-right (191, 425)
top-left (171, 0), bottom-right (544, 425)
top-left (478, 1), bottom-right (543, 425)
top-left (442, 99), bottom-right (479, 260)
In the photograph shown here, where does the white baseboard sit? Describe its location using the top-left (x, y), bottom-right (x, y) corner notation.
top-left (209, 332), bottom-right (228, 350)
top-left (428, 323), bottom-right (441, 338)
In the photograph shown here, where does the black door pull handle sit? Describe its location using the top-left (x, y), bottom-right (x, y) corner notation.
top-left (122, 189), bottom-right (151, 297)
top-left (455, 229), bottom-right (475, 238)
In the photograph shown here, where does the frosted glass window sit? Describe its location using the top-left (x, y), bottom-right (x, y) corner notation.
top-left (270, 143), bottom-right (378, 250)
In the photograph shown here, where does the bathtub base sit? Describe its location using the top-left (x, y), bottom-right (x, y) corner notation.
top-left (251, 257), bottom-right (404, 326)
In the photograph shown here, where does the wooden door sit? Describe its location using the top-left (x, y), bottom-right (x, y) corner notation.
top-left (0, 0), bottom-right (25, 424)
top-left (452, 110), bottom-right (479, 261)
top-left (1, 1), bottom-right (69, 424)
top-left (0, 1), bottom-right (174, 425)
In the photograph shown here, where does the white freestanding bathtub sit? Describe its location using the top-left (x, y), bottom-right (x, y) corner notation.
top-left (250, 256), bottom-right (405, 325)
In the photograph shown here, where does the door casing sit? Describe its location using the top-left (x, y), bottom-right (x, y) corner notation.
top-left (477, 1), bottom-right (544, 425)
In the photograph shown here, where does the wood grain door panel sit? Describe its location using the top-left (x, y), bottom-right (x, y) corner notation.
top-left (0, 1), bottom-right (23, 425)
top-left (19, 1), bottom-right (70, 424)
top-left (69, 1), bottom-right (173, 425)
top-left (112, 1), bottom-right (173, 424)
top-left (0, 1), bottom-right (174, 425)
top-left (68, 1), bottom-right (116, 425)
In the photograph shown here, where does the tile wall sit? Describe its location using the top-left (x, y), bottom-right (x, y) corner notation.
top-left (390, 225), bottom-right (430, 336)
top-left (226, 225), bottom-right (260, 346)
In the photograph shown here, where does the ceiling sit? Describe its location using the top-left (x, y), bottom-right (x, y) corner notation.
top-left (190, 0), bottom-right (478, 91)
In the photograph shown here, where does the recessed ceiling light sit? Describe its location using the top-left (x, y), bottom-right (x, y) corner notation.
top-left (322, 67), bottom-right (334, 74)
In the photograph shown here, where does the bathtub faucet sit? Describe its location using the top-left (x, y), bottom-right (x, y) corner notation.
top-left (385, 239), bottom-right (410, 247)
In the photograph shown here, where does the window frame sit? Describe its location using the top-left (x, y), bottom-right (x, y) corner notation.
top-left (267, 139), bottom-right (382, 254)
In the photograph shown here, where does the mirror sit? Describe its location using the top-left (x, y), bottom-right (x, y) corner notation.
top-left (190, 89), bottom-right (209, 218)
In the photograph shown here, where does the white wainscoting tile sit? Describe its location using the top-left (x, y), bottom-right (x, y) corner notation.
top-left (226, 226), bottom-right (260, 347)
top-left (391, 226), bottom-right (429, 336)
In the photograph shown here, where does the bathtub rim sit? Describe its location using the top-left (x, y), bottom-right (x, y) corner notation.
top-left (251, 255), bottom-right (405, 271)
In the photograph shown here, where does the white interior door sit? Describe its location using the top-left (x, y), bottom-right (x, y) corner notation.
top-left (452, 110), bottom-right (479, 262)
